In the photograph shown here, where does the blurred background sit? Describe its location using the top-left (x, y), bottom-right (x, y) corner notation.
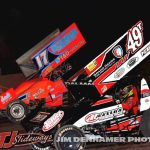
top-left (0, 0), bottom-right (149, 84)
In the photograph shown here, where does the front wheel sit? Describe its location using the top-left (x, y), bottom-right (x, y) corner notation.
top-left (54, 125), bottom-right (86, 150)
top-left (30, 127), bottom-right (55, 150)
top-left (6, 101), bottom-right (28, 123)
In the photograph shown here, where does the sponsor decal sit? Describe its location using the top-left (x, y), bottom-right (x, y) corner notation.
top-left (91, 23), bottom-right (137, 95)
top-left (0, 92), bottom-right (11, 103)
top-left (91, 21), bottom-right (145, 96)
top-left (49, 28), bottom-right (78, 54)
top-left (100, 42), bottom-right (150, 95)
top-left (86, 60), bottom-right (97, 72)
top-left (85, 113), bottom-right (98, 123)
top-left (127, 57), bottom-right (139, 68)
top-left (43, 66), bottom-right (55, 77)
top-left (101, 85), bottom-right (107, 93)
top-left (30, 112), bottom-right (50, 123)
top-left (93, 51), bottom-right (130, 95)
top-left (141, 44), bottom-right (150, 56)
top-left (93, 58), bottom-right (115, 78)
top-left (145, 99), bottom-right (150, 103)
top-left (112, 45), bottom-right (123, 58)
top-left (126, 21), bottom-right (144, 54)
top-left (42, 110), bottom-right (64, 132)
top-left (0, 131), bottom-right (52, 149)
top-left (42, 39), bottom-right (85, 77)
top-left (85, 107), bottom-right (124, 123)
top-left (85, 52), bottom-right (107, 75)
top-left (129, 119), bottom-right (139, 125)
top-left (114, 67), bottom-right (125, 79)
top-left (32, 88), bottom-right (45, 98)
top-left (32, 23), bottom-right (86, 77)
top-left (33, 27), bottom-right (78, 69)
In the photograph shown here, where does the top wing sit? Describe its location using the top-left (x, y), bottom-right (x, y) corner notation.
top-left (38, 23), bottom-right (86, 77)
top-left (16, 29), bottom-right (60, 77)
top-left (68, 21), bottom-right (150, 95)
top-left (16, 23), bottom-right (86, 78)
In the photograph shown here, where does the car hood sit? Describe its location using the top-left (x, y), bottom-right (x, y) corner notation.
top-left (15, 78), bottom-right (40, 96)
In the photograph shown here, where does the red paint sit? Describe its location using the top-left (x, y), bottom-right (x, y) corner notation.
top-left (0, 78), bottom-right (68, 110)
top-left (92, 97), bottom-right (113, 106)
top-left (41, 23), bottom-right (86, 77)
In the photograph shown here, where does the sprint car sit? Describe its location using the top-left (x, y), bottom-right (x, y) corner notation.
top-left (0, 23), bottom-right (86, 123)
top-left (22, 76), bottom-right (150, 150)
top-left (0, 77), bottom-right (68, 122)
top-left (19, 21), bottom-right (150, 150)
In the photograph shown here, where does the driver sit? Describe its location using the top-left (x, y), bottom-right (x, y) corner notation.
top-left (116, 85), bottom-right (139, 115)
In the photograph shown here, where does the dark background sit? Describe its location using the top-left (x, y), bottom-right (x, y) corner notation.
top-left (0, 1), bottom-right (149, 76)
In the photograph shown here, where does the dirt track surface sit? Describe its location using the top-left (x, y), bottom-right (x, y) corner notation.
top-left (0, 119), bottom-right (150, 150)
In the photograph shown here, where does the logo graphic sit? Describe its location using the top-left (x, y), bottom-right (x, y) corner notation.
top-left (112, 45), bottom-right (123, 58)
top-left (1, 92), bottom-right (11, 103)
top-left (42, 110), bottom-right (64, 132)
top-left (141, 45), bottom-right (150, 57)
top-left (0, 131), bottom-right (52, 149)
top-left (127, 57), bottom-right (139, 68)
top-left (85, 107), bottom-right (124, 123)
top-left (85, 113), bottom-right (98, 123)
top-left (145, 99), bottom-right (150, 103)
top-left (101, 85), bottom-right (107, 93)
top-left (30, 112), bottom-right (50, 123)
top-left (114, 68), bottom-right (125, 79)
top-left (87, 60), bottom-right (97, 72)
top-left (49, 29), bottom-right (78, 55)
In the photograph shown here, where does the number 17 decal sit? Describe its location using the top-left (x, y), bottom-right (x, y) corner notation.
top-left (126, 21), bottom-right (144, 54)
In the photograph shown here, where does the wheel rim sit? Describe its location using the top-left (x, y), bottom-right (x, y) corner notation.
top-left (60, 130), bottom-right (82, 150)
top-left (10, 104), bottom-right (25, 119)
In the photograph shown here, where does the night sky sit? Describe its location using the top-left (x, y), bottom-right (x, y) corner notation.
top-left (0, 1), bottom-right (149, 75)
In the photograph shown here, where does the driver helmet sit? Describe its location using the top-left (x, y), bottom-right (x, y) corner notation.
top-left (119, 85), bottom-right (134, 102)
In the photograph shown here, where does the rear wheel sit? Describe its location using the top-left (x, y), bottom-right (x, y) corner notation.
top-left (140, 109), bottom-right (150, 137)
top-left (6, 101), bottom-right (28, 123)
top-left (54, 125), bottom-right (86, 150)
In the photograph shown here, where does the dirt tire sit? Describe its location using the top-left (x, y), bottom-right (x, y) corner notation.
top-left (6, 100), bottom-right (28, 123)
top-left (54, 125), bottom-right (86, 150)
top-left (140, 109), bottom-right (150, 137)
top-left (30, 126), bottom-right (55, 150)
